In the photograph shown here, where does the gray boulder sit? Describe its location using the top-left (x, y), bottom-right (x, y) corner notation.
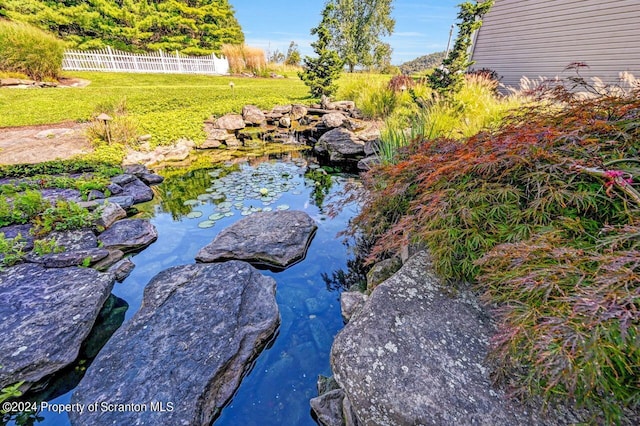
top-left (195, 210), bottom-right (317, 269)
top-left (48, 229), bottom-right (97, 251)
top-left (291, 104), bottom-right (308, 121)
top-left (366, 256), bottom-right (402, 292)
top-left (331, 251), bottom-right (560, 425)
top-left (322, 112), bottom-right (346, 129)
top-left (70, 261), bottom-right (279, 426)
top-left (139, 173), bottom-right (164, 185)
top-left (120, 176), bottom-right (154, 204)
top-left (272, 104), bottom-right (292, 114)
top-left (108, 257), bottom-right (135, 282)
top-left (97, 202), bottom-right (127, 229)
top-left (92, 249), bottom-right (125, 272)
top-left (311, 389), bottom-right (347, 426)
top-left (98, 219), bottom-right (158, 253)
top-left (111, 174), bottom-right (136, 186)
top-left (242, 104), bottom-right (266, 125)
top-left (314, 128), bottom-right (366, 163)
top-left (279, 115), bottom-right (292, 128)
top-left (104, 195), bottom-right (134, 209)
top-left (0, 264), bottom-right (115, 388)
top-left (214, 113), bottom-right (246, 130)
top-left (356, 156), bottom-right (380, 172)
top-left (340, 291), bottom-right (367, 322)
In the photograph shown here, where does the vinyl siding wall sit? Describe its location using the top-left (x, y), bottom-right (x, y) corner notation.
top-left (470, 0), bottom-right (640, 90)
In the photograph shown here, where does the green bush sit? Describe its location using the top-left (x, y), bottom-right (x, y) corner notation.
top-left (352, 88), bottom-right (640, 421)
top-left (33, 200), bottom-right (97, 235)
top-left (0, 190), bottom-right (47, 227)
top-left (0, 20), bottom-right (64, 80)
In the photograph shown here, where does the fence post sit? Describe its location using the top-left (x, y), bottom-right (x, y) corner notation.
top-left (159, 50), bottom-right (166, 72)
top-left (176, 50), bottom-right (182, 73)
top-left (107, 46), bottom-right (117, 71)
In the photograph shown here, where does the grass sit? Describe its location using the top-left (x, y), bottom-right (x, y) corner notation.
top-left (0, 20), bottom-right (64, 80)
top-left (376, 75), bottom-right (527, 164)
top-left (0, 71), bottom-right (310, 146)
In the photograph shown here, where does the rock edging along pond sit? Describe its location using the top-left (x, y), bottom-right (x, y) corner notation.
top-left (1, 148), bottom-right (364, 425)
top-left (125, 98), bottom-right (383, 171)
top-left (315, 251), bottom-right (590, 426)
top-left (0, 166), bottom-right (162, 391)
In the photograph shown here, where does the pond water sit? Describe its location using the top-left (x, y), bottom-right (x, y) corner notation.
top-left (17, 148), bottom-right (361, 426)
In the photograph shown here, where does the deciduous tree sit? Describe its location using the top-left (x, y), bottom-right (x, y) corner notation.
top-left (328, 0), bottom-right (395, 72)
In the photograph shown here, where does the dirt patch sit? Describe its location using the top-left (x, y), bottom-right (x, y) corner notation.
top-left (0, 122), bottom-right (94, 165)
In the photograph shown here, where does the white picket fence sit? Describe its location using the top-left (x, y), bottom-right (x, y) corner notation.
top-left (62, 46), bottom-right (229, 75)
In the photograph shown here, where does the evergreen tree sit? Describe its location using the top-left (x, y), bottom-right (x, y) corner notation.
top-left (2, 0), bottom-right (244, 54)
top-left (328, 0), bottom-right (395, 72)
top-left (299, 3), bottom-right (343, 97)
top-left (428, 0), bottom-right (494, 95)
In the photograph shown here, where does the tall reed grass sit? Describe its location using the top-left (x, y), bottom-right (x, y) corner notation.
top-left (222, 44), bottom-right (266, 75)
top-left (377, 75), bottom-right (526, 164)
top-left (0, 20), bottom-right (64, 80)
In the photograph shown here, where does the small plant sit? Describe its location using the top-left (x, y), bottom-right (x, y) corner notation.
top-left (33, 200), bottom-right (97, 235)
top-left (0, 380), bottom-right (23, 404)
top-left (0, 190), bottom-right (47, 227)
top-left (32, 238), bottom-right (65, 256)
top-left (0, 233), bottom-right (26, 267)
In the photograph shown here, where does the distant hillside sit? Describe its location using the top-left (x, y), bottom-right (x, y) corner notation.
top-left (1, 0), bottom-right (244, 55)
top-left (400, 51), bottom-right (446, 74)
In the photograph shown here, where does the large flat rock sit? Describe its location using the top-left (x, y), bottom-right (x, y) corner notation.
top-left (195, 210), bottom-right (317, 269)
top-left (97, 218), bottom-right (158, 253)
top-left (0, 264), bottom-right (115, 388)
top-left (70, 261), bottom-right (279, 426)
top-left (330, 251), bottom-right (571, 425)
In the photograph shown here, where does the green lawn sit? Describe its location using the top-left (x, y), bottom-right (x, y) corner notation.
top-left (0, 71), bottom-right (310, 145)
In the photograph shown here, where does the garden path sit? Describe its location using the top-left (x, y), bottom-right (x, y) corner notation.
top-left (0, 122), bottom-right (92, 165)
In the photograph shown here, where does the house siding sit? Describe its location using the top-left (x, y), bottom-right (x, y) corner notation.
top-left (470, 0), bottom-right (640, 90)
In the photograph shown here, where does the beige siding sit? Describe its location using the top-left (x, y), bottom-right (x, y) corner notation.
top-left (470, 0), bottom-right (640, 90)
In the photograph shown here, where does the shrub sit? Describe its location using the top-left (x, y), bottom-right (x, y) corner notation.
top-left (351, 87), bottom-right (640, 421)
top-left (0, 20), bottom-right (64, 80)
top-left (33, 200), bottom-right (97, 235)
top-left (0, 190), bottom-right (47, 227)
top-left (387, 74), bottom-right (415, 92)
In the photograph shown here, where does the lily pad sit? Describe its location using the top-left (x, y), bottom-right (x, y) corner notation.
top-left (276, 204), bottom-right (290, 211)
top-left (198, 220), bottom-right (216, 229)
top-left (186, 211), bottom-right (203, 219)
top-left (209, 213), bottom-right (225, 221)
top-left (183, 199), bottom-right (200, 206)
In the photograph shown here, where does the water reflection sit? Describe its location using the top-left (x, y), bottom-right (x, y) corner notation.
top-left (11, 149), bottom-right (362, 426)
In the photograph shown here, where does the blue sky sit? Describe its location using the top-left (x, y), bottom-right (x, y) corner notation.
top-left (230, 0), bottom-right (461, 65)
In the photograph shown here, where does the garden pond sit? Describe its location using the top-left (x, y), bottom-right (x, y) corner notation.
top-left (16, 147), bottom-right (362, 426)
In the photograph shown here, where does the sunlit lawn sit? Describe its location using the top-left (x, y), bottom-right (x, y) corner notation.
top-left (0, 71), bottom-right (311, 144)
